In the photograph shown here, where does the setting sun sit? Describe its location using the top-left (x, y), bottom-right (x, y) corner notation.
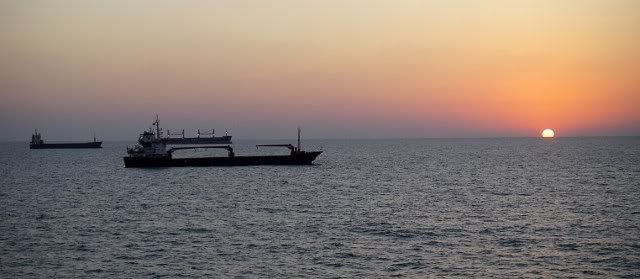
top-left (542, 129), bottom-right (555, 138)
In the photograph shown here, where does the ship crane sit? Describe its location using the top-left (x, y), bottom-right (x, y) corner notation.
top-left (256, 128), bottom-right (304, 154)
top-left (165, 128), bottom-right (226, 139)
top-left (150, 115), bottom-right (232, 145)
top-left (196, 129), bottom-right (216, 138)
top-left (167, 129), bottom-right (185, 138)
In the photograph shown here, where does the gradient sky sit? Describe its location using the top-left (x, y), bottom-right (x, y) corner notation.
top-left (1, 0), bottom-right (639, 140)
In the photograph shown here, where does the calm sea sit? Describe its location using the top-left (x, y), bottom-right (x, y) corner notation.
top-left (1, 137), bottom-right (639, 278)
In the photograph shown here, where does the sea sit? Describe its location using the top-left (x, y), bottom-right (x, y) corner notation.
top-left (1, 137), bottom-right (639, 278)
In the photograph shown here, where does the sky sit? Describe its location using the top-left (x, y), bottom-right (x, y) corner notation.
top-left (1, 0), bottom-right (639, 141)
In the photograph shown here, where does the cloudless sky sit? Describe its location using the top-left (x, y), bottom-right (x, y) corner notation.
top-left (1, 0), bottom-right (639, 141)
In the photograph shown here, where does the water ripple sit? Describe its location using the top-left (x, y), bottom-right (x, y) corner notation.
top-left (1, 138), bottom-right (639, 277)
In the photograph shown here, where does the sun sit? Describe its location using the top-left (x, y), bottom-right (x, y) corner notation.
top-left (542, 128), bottom-right (555, 138)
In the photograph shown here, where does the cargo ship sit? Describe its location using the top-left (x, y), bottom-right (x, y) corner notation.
top-left (164, 129), bottom-right (232, 144)
top-left (30, 130), bottom-right (102, 149)
top-left (124, 117), bottom-right (321, 168)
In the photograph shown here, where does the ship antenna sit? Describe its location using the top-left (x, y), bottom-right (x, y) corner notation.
top-left (297, 126), bottom-right (301, 152)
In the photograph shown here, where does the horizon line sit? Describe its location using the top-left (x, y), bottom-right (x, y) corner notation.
top-left (2, 135), bottom-right (640, 143)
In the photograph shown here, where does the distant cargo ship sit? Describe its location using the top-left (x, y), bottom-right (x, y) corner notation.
top-left (124, 117), bottom-right (321, 168)
top-left (164, 129), bottom-right (232, 145)
top-left (30, 130), bottom-right (102, 149)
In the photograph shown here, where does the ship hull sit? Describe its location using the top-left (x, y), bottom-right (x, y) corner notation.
top-left (30, 142), bottom-right (103, 149)
top-left (164, 136), bottom-right (232, 145)
top-left (124, 151), bottom-right (322, 168)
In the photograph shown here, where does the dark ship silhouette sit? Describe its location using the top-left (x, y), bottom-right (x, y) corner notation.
top-left (30, 130), bottom-right (102, 149)
top-left (123, 117), bottom-right (321, 168)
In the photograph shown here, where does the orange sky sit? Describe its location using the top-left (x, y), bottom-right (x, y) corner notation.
top-left (1, 0), bottom-right (639, 140)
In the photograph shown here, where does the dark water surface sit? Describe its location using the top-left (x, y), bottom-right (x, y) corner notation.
top-left (1, 138), bottom-right (639, 278)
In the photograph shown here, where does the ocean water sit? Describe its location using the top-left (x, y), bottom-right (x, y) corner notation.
top-left (1, 137), bottom-right (639, 278)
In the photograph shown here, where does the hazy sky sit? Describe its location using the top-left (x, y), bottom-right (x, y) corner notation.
top-left (1, 0), bottom-right (639, 141)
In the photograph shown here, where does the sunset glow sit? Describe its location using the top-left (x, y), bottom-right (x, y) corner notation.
top-left (542, 129), bottom-right (555, 138)
top-left (1, 0), bottom-right (639, 140)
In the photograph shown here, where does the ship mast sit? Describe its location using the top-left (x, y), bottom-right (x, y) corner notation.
top-left (297, 127), bottom-right (301, 152)
top-left (154, 114), bottom-right (161, 140)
